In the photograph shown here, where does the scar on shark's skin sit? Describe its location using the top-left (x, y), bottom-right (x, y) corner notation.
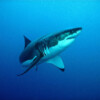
top-left (17, 27), bottom-right (82, 76)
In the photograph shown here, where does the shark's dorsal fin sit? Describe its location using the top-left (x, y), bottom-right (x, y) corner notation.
top-left (46, 56), bottom-right (65, 71)
top-left (24, 35), bottom-right (31, 48)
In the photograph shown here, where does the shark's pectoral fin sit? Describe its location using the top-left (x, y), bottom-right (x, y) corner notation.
top-left (17, 56), bottom-right (41, 76)
top-left (46, 56), bottom-right (65, 71)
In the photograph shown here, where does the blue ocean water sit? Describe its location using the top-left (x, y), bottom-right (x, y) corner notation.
top-left (0, 0), bottom-right (100, 100)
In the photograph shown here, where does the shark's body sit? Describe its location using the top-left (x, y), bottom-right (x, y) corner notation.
top-left (18, 27), bottom-right (82, 76)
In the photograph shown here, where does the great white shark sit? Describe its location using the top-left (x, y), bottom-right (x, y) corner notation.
top-left (17, 27), bottom-right (82, 76)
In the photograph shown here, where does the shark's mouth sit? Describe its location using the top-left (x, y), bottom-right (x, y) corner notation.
top-left (67, 37), bottom-right (75, 40)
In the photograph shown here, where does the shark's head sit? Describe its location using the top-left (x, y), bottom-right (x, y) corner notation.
top-left (56, 27), bottom-right (82, 47)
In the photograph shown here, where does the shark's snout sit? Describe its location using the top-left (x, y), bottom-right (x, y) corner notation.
top-left (67, 27), bottom-right (82, 39)
top-left (71, 27), bottom-right (82, 35)
top-left (75, 27), bottom-right (82, 35)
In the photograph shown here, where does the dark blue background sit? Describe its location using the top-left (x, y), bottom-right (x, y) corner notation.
top-left (0, 0), bottom-right (100, 100)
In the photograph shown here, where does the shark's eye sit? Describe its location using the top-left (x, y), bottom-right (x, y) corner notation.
top-left (70, 31), bottom-right (74, 34)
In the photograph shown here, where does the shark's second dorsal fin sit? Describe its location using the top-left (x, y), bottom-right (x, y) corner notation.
top-left (24, 35), bottom-right (31, 48)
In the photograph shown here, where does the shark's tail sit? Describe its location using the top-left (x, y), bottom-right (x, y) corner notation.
top-left (17, 40), bottom-right (45, 76)
top-left (17, 55), bottom-right (42, 76)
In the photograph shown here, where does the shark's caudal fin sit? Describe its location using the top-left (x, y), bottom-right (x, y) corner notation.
top-left (24, 35), bottom-right (31, 48)
top-left (46, 56), bottom-right (65, 71)
top-left (17, 56), bottom-right (41, 76)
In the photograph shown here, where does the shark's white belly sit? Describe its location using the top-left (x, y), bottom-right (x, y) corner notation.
top-left (41, 39), bottom-right (75, 62)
